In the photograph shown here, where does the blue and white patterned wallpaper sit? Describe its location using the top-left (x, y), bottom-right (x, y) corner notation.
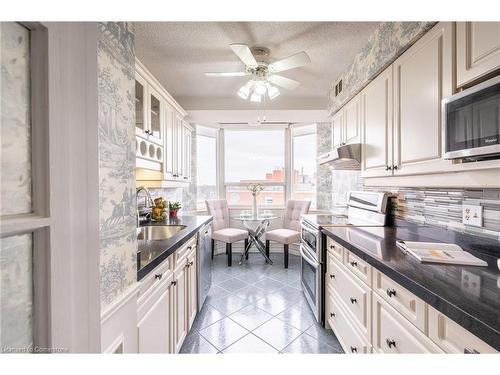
top-left (97, 22), bottom-right (137, 307)
top-left (327, 21), bottom-right (436, 116)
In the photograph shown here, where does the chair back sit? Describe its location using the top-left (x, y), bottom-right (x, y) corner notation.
top-left (283, 200), bottom-right (311, 231)
top-left (205, 199), bottom-right (230, 231)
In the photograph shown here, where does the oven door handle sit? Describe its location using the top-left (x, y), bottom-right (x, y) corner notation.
top-left (300, 245), bottom-right (319, 268)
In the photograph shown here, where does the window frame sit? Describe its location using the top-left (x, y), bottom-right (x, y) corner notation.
top-left (197, 123), bottom-right (317, 211)
top-left (196, 125), bottom-right (219, 210)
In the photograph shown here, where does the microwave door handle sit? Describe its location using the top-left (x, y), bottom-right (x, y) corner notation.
top-left (300, 246), bottom-right (319, 268)
top-left (301, 220), bottom-right (318, 234)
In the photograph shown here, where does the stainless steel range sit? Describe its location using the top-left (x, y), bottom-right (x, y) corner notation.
top-left (299, 191), bottom-right (390, 324)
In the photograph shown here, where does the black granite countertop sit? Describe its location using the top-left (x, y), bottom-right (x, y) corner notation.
top-left (137, 215), bottom-right (212, 281)
top-left (321, 221), bottom-right (500, 350)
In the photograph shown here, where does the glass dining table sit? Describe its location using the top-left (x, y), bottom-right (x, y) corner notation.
top-left (231, 214), bottom-right (278, 265)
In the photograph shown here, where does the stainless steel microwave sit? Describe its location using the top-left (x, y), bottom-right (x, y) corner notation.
top-left (443, 75), bottom-right (500, 160)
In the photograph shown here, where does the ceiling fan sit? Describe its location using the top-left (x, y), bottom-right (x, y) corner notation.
top-left (205, 44), bottom-right (311, 102)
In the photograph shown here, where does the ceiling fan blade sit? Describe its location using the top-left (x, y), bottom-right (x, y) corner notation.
top-left (268, 51), bottom-right (311, 73)
top-left (204, 72), bottom-right (248, 77)
top-left (230, 43), bottom-right (258, 68)
top-left (267, 75), bottom-right (301, 90)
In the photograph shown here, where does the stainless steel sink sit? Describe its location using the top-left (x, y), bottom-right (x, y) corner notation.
top-left (137, 225), bottom-right (187, 241)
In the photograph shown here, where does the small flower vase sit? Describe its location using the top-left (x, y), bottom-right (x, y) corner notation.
top-left (252, 195), bottom-right (258, 218)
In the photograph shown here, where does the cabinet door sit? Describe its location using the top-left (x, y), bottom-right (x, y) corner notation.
top-left (164, 106), bottom-right (175, 179)
top-left (148, 88), bottom-right (164, 145)
top-left (173, 261), bottom-right (187, 353)
top-left (393, 22), bottom-right (453, 176)
top-left (361, 66), bottom-right (394, 177)
top-left (137, 288), bottom-right (171, 353)
top-left (344, 94), bottom-right (360, 144)
top-left (135, 73), bottom-right (148, 137)
top-left (331, 109), bottom-right (344, 148)
top-left (187, 249), bottom-right (197, 329)
top-left (173, 114), bottom-right (184, 178)
top-left (182, 124), bottom-right (192, 183)
top-left (457, 22), bottom-right (500, 87)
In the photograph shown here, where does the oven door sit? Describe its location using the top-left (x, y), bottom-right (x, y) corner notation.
top-left (301, 219), bottom-right (318, 254)
top-left (300, 244), bottom-right (321, 322)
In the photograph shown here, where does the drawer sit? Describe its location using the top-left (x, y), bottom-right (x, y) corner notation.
top-left (138, 256), bottom-right (172, 301)
top-left (372, 294), bottom-right (442, 353)
top-left (329, 258), bottom-right (371, 341)
top-left (344, 250), bottom-right (372, 287)
top-left (326, 289), bottom-right (371, 354)
top-left (373, 270), bottom-right (427, 332)
top-left (326, 238), bottom-right (344, 263)
top-left (428, 306), bottom-right (497, 353)
top-left (174, 236), bottom-right (197, 267)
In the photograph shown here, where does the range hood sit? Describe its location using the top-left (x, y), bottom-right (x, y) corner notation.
top-left (318, 143), bottom-right (361, 170)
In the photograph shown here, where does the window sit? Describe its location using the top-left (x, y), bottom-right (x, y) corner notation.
top-left (292, 124), bottom-right (317, 209)
top-left (224, 128), bottom-right (285, 207)
top-left (196, 126), bottom-right (217, 210)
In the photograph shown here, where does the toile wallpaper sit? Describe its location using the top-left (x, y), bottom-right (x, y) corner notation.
top-left (316, 122), bottom-right (332, 211)
top-left (327, 21), bottom-right (436, 115)
top-left (97, 22), bottom-right (138, 307)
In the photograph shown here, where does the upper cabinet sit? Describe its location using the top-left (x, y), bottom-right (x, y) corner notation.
top-left (361, 22), bottom-right (453, 178)
top-left (135, 59), bottom-right (193, 184)
top-left (331, 93), bottom-right (361, 148)
top-left (361, 65), bottom-right (393, 178)
top-left (392, 21), bottom-right (453, 176)
top-left (457, 22), bottom-right (500, 88)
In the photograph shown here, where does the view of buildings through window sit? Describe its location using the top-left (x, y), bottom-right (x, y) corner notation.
top-left (196, 125), bottom-right (317, 209)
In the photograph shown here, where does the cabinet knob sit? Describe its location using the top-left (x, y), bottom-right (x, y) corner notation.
top-left (350, 346), bottom-right (358, 353)
top-left (183, 177), bottom-right (188, 180)
top-left (393, 165), bottom-right (398, 170)
top-left (350, 261), bottom-right (358, 267)
top-left (330, 274), bottom-right (335, 279)
top-left (188, 246), bottom-right (192, 250)
top-left (386, 339), bottom-right (396, 349)
top-left (350, 297), bottom-right (357, 304)
top-left (171, 280), bottom-right (177, 286)
top-left (154, 273), bottom-right (163, 280)
top-left (386, 288), bottom-right (396, 298)
top-left (330, 312), bottom-right (335, 317)
top-left (330, 244), bottom-right (335, 249)
top-left (385, 165), bottom-right (390, 171)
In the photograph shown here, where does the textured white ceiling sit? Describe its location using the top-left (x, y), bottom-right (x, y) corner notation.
top-left (134, 22), bottom-right (379, 110)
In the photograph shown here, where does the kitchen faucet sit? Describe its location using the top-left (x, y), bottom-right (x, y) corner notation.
top-left (136, 186), bottom-right (154, 226)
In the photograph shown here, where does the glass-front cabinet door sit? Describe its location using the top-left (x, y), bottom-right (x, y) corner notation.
top-left (135, 74), bottom-right (147, 136)
top-left (148, 88), bottom-right (163, 145)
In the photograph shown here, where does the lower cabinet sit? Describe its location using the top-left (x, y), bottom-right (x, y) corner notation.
top-left (137, 235), bottom-right (199, 354)
top-left (325, 239), bottom-right (498, 354)
top-left (172, 254), bottom-right (188, 353)
top-left (372, 294), bottom-right (442, 353)
top-left (137, 280), bottom-right (172, 353)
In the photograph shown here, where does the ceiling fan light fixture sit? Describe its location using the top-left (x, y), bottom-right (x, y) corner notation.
top-left (250, 92), bottom-right (261, 103)
top-left (254, 82), bottom-right (267, 95)
top-left (267, 85), bottom-right (280, 100)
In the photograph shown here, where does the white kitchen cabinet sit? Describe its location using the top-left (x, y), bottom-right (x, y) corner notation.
top-left (372, 294), bottom-right (442, 353)
top-left (331, 109), bottom-right (344, 149)
top-left (361, 65), bottom-right (394, 178)
top-left (172, 258), bottom-right (188, 353)
top-left (164, 105), bottom-right (176, 179)
top-left (137, 285), bottom-right (172, 353)
top-left (392, 22), bottom-right (453, 176)
top-left (457, 22), bottom-right (500, 88)
top-left (147, 87), bottom-right (164, 145)
top-left (135, 73), bottom-right (148, 137)
top-left (186, 248), bottom-right (197, 330)
top-left (344, 94), bottom-right (360, 144)
top-left (428, 306), bottom-right (497, 353)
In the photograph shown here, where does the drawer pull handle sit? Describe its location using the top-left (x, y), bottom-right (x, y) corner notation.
top-left (329, 274), bottom-right (335, 279)
top-left (154, 273), bottom-right (163, 280)
top-left (464, 348), bottom-right (480, 354)
top-left (386, 339), bottom-right (396, 349)
top-left (330, 245), bottom-right (335, 249)
top-left (171, 280), bottom-right (177, 286)
top-left (350, 297), bottom-right (357, 304)
top-left (350, 261), bottom-right (358, 267)
top-left (350, 346), bottom-right (357, 353)
top-left (330, 312), bottom-right (335, 317)
top-left (188, 246), bottom-right (192, 250)
top-left (386, 288), bottom-right (396, 298)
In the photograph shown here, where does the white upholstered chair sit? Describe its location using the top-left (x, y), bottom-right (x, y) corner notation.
top-left (205, 199), bottom-right (248, 267)
top-left (265, 200), bottom-right (311, 268)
